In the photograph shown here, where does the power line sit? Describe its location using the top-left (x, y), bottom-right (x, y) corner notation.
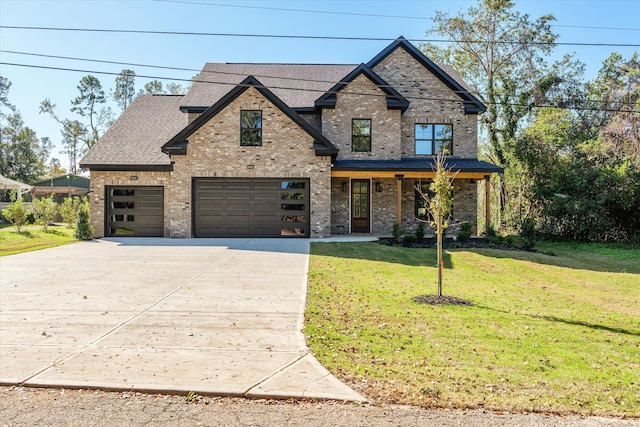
top-left (152, 0), bottom-right (640, 32)
top-left (1, 61), bottom-right (637, 114)
top-left (1, 49), bottom-right (633, 107)
top-left (1, 25), bottom-right (639, 47)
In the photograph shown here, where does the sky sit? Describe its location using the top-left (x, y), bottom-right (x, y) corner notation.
top-left (1, 0), bottom-right (639, 171)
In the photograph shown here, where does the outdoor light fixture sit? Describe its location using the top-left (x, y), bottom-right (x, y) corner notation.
top-left (341, 182), bottom-right (347, 192)
top-left (375, 182), bottom-right (383, 192)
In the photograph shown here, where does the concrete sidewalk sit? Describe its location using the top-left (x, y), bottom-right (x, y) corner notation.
top-left (0, 238), bottom-right (365, 401)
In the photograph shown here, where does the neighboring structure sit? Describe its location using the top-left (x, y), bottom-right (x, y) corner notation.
top-left (80, 37), bottom-right (502, 238)
top-left (30, 174), bottom-right (90, 203)
top-left (0, 174), bottom-right (32, 198)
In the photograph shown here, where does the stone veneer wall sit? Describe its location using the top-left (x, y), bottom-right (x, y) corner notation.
top-left (322, 74), bottom-right (402, 161)
top-left (88, 170), bottom-right (171, 238)
top-left (168, 87), bottom-right (332, 238)
top-left (370, 48), bottom-right (478, 158)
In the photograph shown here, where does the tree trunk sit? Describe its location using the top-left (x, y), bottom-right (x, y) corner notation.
top-left (437, 214), bottom-right (443, 297)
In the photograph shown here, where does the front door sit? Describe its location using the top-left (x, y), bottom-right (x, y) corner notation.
top-left (351, 179), bottom-right (370, 233)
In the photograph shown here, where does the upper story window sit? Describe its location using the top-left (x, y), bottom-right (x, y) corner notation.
top-left (352, 119), bottom-right (371, 152)
top-left (241, 110), bottom-right (262, 146)
top-left (415, 124), bottom-right (452, 155)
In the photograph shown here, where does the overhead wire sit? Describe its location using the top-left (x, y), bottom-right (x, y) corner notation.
top-left (1, 60), bottom-right (637, 114)
top-left (151, 0), bottom-right (640, 31)
top-left (1, 25), bottom-right (639, 47)
top-left (2, 48), bottom-right (636, 108)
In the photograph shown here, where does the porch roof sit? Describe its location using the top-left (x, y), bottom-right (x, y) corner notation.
top-left (332, 158), bottom-right (503, 178)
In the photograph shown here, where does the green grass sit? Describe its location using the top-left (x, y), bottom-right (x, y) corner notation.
top-left (305, 242), bottom-right (640, 417)
top-left (0, 224), bottom-right (79, 256)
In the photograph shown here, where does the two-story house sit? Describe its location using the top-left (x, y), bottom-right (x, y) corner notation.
top-left (80, 37), bottom-right (502, 238)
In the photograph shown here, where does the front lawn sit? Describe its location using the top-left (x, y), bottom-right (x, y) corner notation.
top-left (305, 242), bottom-right (640, 417)
top-left (0, 224), bottom-right (79, 256)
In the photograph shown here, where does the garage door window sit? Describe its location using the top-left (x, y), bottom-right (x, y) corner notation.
top-left (106, 186), bottom-right (164, 237)
top-left (193, 178), bottom-right (310, 238)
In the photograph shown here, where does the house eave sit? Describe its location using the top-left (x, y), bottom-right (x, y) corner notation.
top-left (79, 164), bottom-right (174, 172)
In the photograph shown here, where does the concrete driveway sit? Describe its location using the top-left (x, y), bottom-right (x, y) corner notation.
top-left (0, 238), bottom-right (364, 401)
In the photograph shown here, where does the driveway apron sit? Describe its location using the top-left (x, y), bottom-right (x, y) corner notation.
top-left (0, 238), bottom-right (364, 401)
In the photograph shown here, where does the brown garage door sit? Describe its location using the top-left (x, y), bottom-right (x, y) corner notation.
top-left (106, 186), bottom-right (164, 237)
top-left (193, 178), bottom-right (309, 238)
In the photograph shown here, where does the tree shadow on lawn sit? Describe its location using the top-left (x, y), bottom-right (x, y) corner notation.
top-left (480, 305), bottom-right (640, 337)
top-left (312, 241), bottom-right (640, 274)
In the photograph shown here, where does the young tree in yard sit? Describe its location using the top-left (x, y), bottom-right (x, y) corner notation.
top-left (59, 196), bottom-right (80, 228)
top-left (113, 69), bottom-right (136, 112)
top-left (1, 190), bottom-right (30, 232)
top-left (416, 153), bottom-right (456, 297)
top-left (32, 194), bottom-right (57, 231)
top-left (75, 197), bottom-right (93, 240)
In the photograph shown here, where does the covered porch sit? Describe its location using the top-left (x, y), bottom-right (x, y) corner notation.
top-left (330, 158), bottom-right (503, 237)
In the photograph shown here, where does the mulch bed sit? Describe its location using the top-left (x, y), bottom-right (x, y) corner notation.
top-left (412, 294), bottom-right (474, 306)
top-left (380, 237), bottom-right (542, 253)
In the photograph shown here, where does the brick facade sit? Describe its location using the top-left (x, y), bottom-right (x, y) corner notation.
top-left (88, 170), bottom-right (171, 238)
top-left (371, 48), bottom-right (478, 158)
top-left (85, 38), bottom-right (492, 239)
top-left (322, 74), bottom-right (402, 161)
top-left (169, 87), bottom-right (332, 238)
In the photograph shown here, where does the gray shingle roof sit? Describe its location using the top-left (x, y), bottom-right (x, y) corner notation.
top-left (80, 94), bottom-right (185, 168)
top-left (182, 63), bottom-right (357, 108)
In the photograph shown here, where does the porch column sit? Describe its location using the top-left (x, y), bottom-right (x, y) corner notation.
top-left (484, 175), bottom-right (491, 234)
top-left (395, 174), bottom-right (404, 225)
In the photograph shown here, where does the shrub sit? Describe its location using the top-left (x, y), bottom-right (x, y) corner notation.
top-left (457, 222), bottom-right (472, 242)
top-left (32, 195), bottom-right (58, 231)
top-left (75, 197), bottom-right (93, 240)
top-left (415, 221), bottom-right (426, 241)
top-left (1, 190), bottom-right (30, 232)
top-left (392, 222), bottom-right (405, 243)
top-left (59, 196), bottom-right (81, 228)
top-left (520, 217), bottom-right (536, 240)
top-left (403, 233), bottom-right (417, 247)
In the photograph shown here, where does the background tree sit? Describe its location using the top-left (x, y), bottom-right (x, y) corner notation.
top-left (165, 82), bottom-right (188, 95)
top-left (40, 99), bottom-right (88, 174)
top-left (0, 76), bottom-right (15, 120)
top-left (113, 69), bottom-right (136, 112)
top-left (143, 80), bottom-right (163, 94)
top-left (515, 53), bottom-right (640, 241)
top-left (0, 112), bottom-right (51, 183)
top-left (420, 0), bottom-right (582, 232)
top-left (70, 75), bottom-right (109, 147)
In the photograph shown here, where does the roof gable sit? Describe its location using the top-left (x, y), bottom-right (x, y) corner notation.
top-left (183, 63), bottom-right (356, 109)
top-left (315, 63), bottom-right (409, 111)
top-left (367, 37), bottom-right (486, 114)
top-left (162, 76), bottom-right (337, 156)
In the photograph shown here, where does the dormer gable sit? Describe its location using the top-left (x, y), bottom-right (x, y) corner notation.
top-left (315, 63), bottom-right (409, 112)
top-left (368, 36), bottom-right (486, 114)
top-left (162, 76), bottom-right (338, 157)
